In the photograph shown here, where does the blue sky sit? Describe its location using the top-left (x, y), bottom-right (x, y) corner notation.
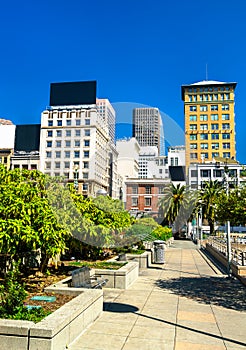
top-left (0, 0), bottom-right (246, 162)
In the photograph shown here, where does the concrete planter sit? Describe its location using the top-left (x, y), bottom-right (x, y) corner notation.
top-left (126, 251), bottom-right (151, 268)
top-left (0, 288), bottom-right (103, 350)
top-left (94, 261), bottom-right (139, 289)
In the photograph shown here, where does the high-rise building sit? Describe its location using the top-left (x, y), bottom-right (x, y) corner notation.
top-left (96, 98), bottom-right (116, 144)
top-left (181, 80), bottom-right (237, 169)
top-left (39, 81), bottom-right (111, 197)
top-left (132, 108), bottom-right (164, 155)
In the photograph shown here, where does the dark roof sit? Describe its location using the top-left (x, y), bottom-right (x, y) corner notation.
top-left (169, 166), bottom-right (186, 181)
top-left (15, 124), bottom-right (41, 152)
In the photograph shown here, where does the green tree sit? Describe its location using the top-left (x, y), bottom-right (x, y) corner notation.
top-left (199, 180), bottom-right (223, 235)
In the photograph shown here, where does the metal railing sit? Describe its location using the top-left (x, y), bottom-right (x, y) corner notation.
top-left (206, 237), bottom-right (246, 266)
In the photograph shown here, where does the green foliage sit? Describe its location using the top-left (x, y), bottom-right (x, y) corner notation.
top-left (0, 261), bottom-right (27, 315)
top-left (68, 261), bottom-right (127, 270)
top-left (151, 226), bottom-right (172, 241)
top-left (0, 261), bottom-right (50, 322)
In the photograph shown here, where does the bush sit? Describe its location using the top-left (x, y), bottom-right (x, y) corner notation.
top-left (151, 226), bottom-right (172, 241)
top-left (0, 261), bottom-right (50, 322)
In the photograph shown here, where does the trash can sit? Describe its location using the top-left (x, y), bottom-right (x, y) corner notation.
top-left (153, 240), bottom-right (165, 264)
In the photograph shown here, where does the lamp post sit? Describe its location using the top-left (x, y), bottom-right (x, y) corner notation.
top-left (73, 165), bottom-right (79, 193)
top-left (224, 159), bottom-right (232, 278)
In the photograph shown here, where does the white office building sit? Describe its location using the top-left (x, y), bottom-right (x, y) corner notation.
top-left (39, 105), bottom-right (110, 197)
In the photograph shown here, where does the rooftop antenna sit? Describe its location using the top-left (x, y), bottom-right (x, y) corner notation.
top-left (206, 63), bottom-right (208, 80)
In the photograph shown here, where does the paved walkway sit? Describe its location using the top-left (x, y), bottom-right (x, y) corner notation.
top-left (69, 240), bottom-right (246, 350)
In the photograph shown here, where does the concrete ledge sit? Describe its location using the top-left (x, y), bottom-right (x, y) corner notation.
top-left (94, 261), bottom-right (139, 289)
top-left (126, 251), bottom-right (151, 268)
top-left (0, 287), bottom-right (103, 350)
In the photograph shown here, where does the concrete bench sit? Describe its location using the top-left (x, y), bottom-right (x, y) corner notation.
top-left (70, 266), bottom-right (108, 289)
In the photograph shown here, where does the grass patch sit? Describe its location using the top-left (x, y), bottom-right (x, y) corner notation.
top-left (68, 261), bottom-right (127, 270)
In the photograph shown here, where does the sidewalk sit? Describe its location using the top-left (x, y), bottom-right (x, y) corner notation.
top-left (69, 240), bottom-right (246, 350)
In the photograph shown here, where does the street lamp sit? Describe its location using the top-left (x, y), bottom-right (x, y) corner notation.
top-left (223, 159), bottom-right (232, 278)
top-left (73, 165), bottom-right (79, 192)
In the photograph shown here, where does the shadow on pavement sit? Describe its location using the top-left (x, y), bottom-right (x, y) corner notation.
top-left (156, 276), bottom-right (246, 311)
top-left (103, 302), bottom-right (246, 347)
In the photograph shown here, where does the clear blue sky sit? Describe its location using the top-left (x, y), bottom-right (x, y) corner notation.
top-left (0, 0), bottom-right (246, 163)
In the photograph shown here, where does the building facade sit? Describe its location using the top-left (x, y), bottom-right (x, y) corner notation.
top-left (0, 119), bottom-right (16, 170)
top-left (132, 107), bottom-right (164, 156)
top-left (39, 105), bottom-right (110, 197)
top-left (182, 80), bottom-right (237, 170)
top-left (125, 178), bottom-right (170, 218)
top-left (96, 98), bottom-right (116, 144)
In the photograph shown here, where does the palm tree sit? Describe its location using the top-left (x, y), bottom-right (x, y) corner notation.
top-left (199, 180), bottom-right (223, 235)
top-left (158, 183), bottom-right (186, 227)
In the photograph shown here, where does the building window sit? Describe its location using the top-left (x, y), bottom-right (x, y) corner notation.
top-left (83, 161), bottom-right (89, 169)
top-left (48, 120), bottom-right (53, 126)
top-left (145, 186), bottom-right (151, 194)
top-left (56, 130), bottom-right (62, 137)
top-left (74, 151), bottom-right (80, 158)
top-left (45, 162), bottom-right (51, 169)
top-left (65, 140), bottom-right (71, 147)
top-left (132, 186), bottom-right (138, 194)
top-left (54, 172), bottom-right (60, 177)
top-left (131, 197), bottom-right (138, 206)
top-left (222, 123), bottom-right (230, 130)
top-left (211, 124), bottom-right (219, 130)
top-left (201, 170), bottom-right (211, 177)
top-left (76, 119), bottom-right (81, 126)
top-left (190, 153), bottom-right (198, 159)
top-left (189, 106), bottom-right (197, 111)
top-left (222, 104), bottom-right (229, 111)
top-left (201, 143), bottom-right (208, 149)
top-left (200, 124), bottom-right (208, 130)
top-left (65, 151), bottom-right (70, 158)
top-left (175, 157), bottom-right (178, 166)
top-left (84, 140), bottom-right (90, 147)
top-left (47, 141), bottom-right (52, 147)
top-left (223, 143), bottom-right (230, 149)
top-left (191, 170), bottom-right (198, 177)
top-left (189, 115), bottom-right (197, 121)
top-left (188, 95), bottom-right (192, 102)
top-left (200, 105), bottom-right (208, 111)
top-left (66, 120), bottom-right (72, 126)
top-left (211, 134), bottom-right (219, 140)
top-left (190, 143), bottom-right (197, 149)
top-left (83, 172), bottom-right (89, 179)
top-left (190, 124), bottom-right (197, 130)
top-left (213, 169), bottom-right (222, 177)
top-left (74, 140), bottom-right (80, 147)
top-left (75, 130), bottom-right (81, 137)
top-left (57, 120), bottom-right (62, 126)
top-left (84, 151), bottom-right (89, 158)
top-left (64, 161), bottom-right (70, 169)
top-left (55, 151), bottom-right (61, 158)
top-left (171, 157), bottom-right (174, 166)
top-left (225, 93), bottom-right (229, 100)
top-left (200, 115), bottom-right (208, 121)
top-left (222, 114), bottom-right (230, 120)
top-left (199, 95), bottom-right (203, 101)
top-left (214, 94), bottom-right (218, 100)
top-left (46, 151), bottom-right (52, 158)
top-left (159, 187), bottom-right (164, 194)
top-left (211, 105), bottom-right (218, 111)
top-left (200, 134), bottom-right (208, 140)
top-left (56, 141), bottom-right (61, 147)
top-left (222, 133), bottom-right (230, 139)
top-left (201, 153), bottom-right (208, 159)
top-left (211, 114), bottom-right (219, 121)
top-left (66, 130), bottom-right (71, 137)
top-left (83, 183), bottom-right (88, 191)
top-left (55, 162), bottom-right (60, 169)
top-left (85, 119), bottom-right (90, 125)
top-left (47, 130), bottom-right (53, 137)
top-left (145, 197), bottom-right (151, 206)
top-left (190, 134), bottom-right (197, 140)
top-left (84, 129), bottom-right (90, 136)
top-left (212, 143), bottom-right (219, 149)
top-left (223, 152), bottom-right (231, 158)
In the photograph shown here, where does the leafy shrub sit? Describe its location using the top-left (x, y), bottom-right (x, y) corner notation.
top-left (151, 226), bottom-right (172, 241)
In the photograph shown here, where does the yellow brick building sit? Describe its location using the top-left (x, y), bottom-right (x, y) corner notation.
top-left (181, 80), bottom-right (237, 170)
